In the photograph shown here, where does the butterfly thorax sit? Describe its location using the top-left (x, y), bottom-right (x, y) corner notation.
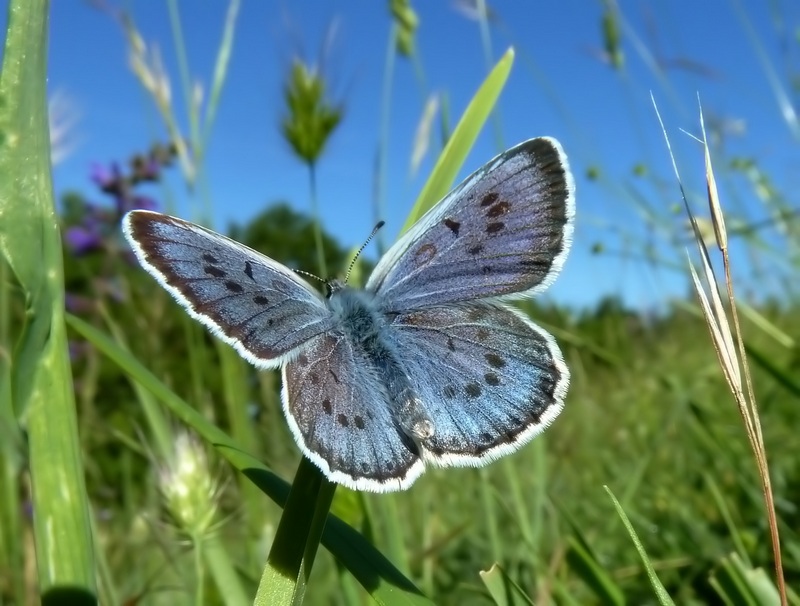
top-left (326, 284), bottom-right (384, 345)
top-left (327, 285), bottom-right (434, 441)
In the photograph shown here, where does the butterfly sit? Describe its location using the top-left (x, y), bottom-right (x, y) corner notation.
top-left (123, 137), bottom-right (575, 492)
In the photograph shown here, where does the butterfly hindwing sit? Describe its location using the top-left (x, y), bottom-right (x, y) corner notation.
top-left (282, 333), bottom-right (425, 491)
top-left (367, 138), bottom-right (575, 311)
top-left (390, 302), bottom-right (568, 466)
top-left (123, 211), bottom-right (333, 369)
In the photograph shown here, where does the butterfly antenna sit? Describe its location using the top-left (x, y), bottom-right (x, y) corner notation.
top-left (344, 221), bottom-right (385, 284)
top-left (293, 268), bottom-right (327, 286)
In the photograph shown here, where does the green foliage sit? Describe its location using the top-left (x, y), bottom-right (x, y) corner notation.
top-left (57, 239), bottom-right (800, 604)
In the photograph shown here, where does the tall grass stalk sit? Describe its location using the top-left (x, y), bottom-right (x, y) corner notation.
top-left (281, 58), bottom-right (343, 279)
top-left (654, 97), bottom-right (787, 604)
top-left (166, 0), bottom-right (240, 221)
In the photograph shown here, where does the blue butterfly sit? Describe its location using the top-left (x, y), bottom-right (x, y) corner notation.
top-left (123, 138), bottom-right (575, 492)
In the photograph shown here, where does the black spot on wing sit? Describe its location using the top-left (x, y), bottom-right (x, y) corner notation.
top-left (486, 200), bottom-right (511, 218)
top-left (444, 218), bottom-right (461, 236)
top-left (244, 260), bottom-right (255, 280)
top-left (465, 382), bottom-right (482, 398)
top-left (485, 353), bottom-right (506, 368)
top-left (486, 222), bottom-right (504, 235)
top-left (225, 280), bottom-right (244, 293)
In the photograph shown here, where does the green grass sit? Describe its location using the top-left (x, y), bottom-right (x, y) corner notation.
top-left (2, 1), bottom-right (799, 604)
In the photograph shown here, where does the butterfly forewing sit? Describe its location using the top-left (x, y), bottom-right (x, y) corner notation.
top-left (367, 138), bottom-right (575, 311)
top-left (282, 333), bottom-right (425, 491)
top-left (123, 211), bottom-right (333, 369)
top-left (390, 302), bottom-right (568, 465)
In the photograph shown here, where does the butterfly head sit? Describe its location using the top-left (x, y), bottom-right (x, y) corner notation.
top-left (325, 278), bottom-right (346, 298)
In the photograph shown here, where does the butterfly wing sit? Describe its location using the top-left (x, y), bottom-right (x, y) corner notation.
top-left (282, 333), bottom-right (425, 492)
top-left (367, 138), bottom-right (574, 311)
top-left (389, 302), bottom-right (568, 465)
top-left (123, 210), bottom-right (333, 369)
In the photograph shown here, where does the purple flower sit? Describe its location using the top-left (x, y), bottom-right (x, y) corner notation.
top-left (65, 226), bottom-right (102, 255)
top-left (91, 162), bottom-right (125, 197)
top-left (91, 161), bottom-right (120, 188)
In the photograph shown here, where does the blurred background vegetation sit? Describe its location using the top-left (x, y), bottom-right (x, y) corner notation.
top-left (1, 0), bottom-right (799, 604)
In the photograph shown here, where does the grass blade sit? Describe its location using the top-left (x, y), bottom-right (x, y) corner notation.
top-left (604, 486), bottom-right (674, 605)
top-left (0, 0), bottom-right (96, 599)
top-left (201, 0), bottom-right (240, 151)
top-left (255, 459), bottom-right (336, 605)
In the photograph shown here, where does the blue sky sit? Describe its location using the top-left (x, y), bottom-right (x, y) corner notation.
top-left (8, 1), bottom-right (799, 309)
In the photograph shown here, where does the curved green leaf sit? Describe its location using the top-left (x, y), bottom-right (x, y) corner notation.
top-left (401, 48), bottom-right (515, 232)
